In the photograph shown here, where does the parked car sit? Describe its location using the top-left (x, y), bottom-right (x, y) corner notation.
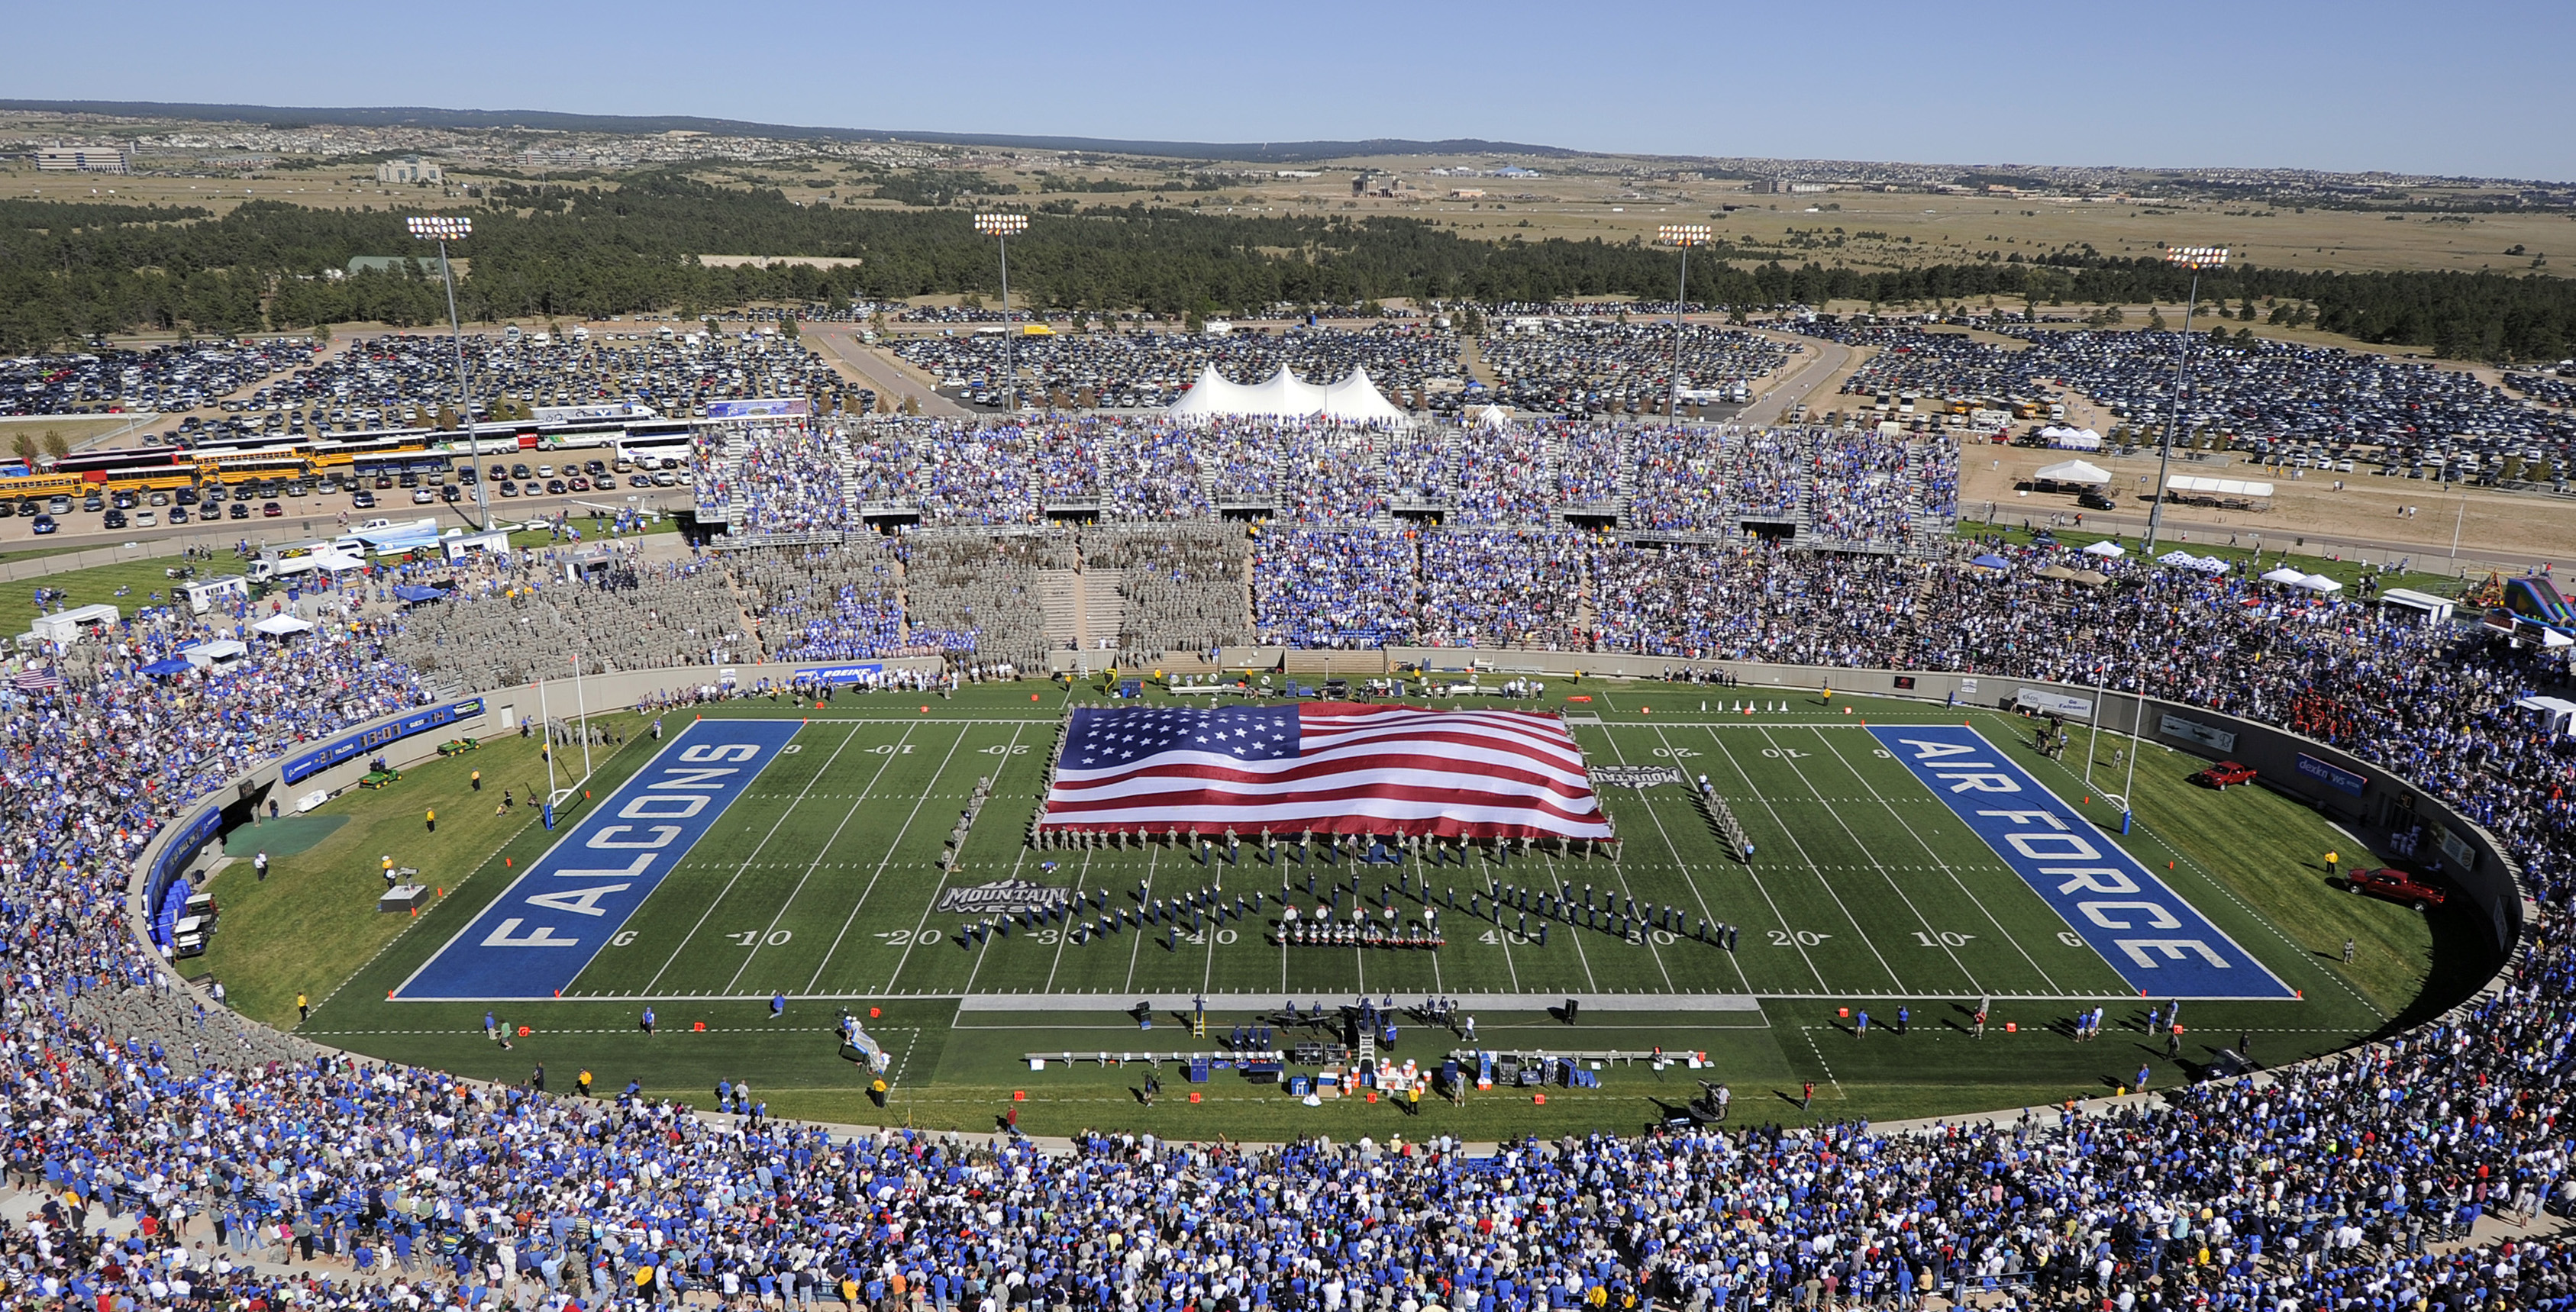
top-left (260, 501), bottom-right (282, 517)
top-left (2348, 866), bottom-right (2445, 910)
top-left (30, 515), bottom-right (56, 535)
top-left (2190, 761), bottom-right (2258, 789)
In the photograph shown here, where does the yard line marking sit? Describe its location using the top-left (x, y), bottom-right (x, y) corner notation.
top-left (1797, 1025), bottom-right (1845, 1098)
top-left (1617, 723), bottom-right (1754, 995)
top-left (1121, 845), bottom-right (1163, 994)
top-left (1693, 728), bottom-right (1836, 991)
top-left (1041, 848), bottom-right (1098, 994)
top-left (802, 722), bottom-right (950, 991)
top-left (721, 724), bottom-right (920, 994)
top-left (1751, 724), bottom-right (1960, 991)
top-left (638, 723), bottom-right (854, 997)
top-left (852, 724), bottom-right (989, 992)
top-left (1805, 726), bottom-right (2068, 994)
top-left (952, 729), bottom-right (1038, 1000)
top-left (1574, 730), bottom-right (1682, 993)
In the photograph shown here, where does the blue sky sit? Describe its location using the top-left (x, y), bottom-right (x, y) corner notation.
top-left (11, 0), bottom-right (2574, 181)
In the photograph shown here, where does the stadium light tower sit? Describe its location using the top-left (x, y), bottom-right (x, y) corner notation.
top-left (2144, 246), bottom-right (2227, 557)
top-left (975, 212), bottom-right (1029, 414)
top-left (1657, 224), bottom-right (1712, 427)
top-left (407, 214), bottom-right (491, 530)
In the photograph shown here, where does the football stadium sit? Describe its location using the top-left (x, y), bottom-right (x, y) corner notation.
top-left (15, 46), bottom-right (2576, 1307)
top-left (260, 679), bottom-right (2424, 1150)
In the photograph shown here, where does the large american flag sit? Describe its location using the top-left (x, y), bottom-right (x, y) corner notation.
top-left (1037, 702), bottom-right (1613, 841)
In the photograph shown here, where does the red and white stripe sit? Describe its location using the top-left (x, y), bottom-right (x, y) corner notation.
top-left (1038, 702), bottom-right (1613, 841)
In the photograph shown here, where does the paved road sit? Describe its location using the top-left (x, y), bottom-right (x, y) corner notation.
top-left (1738, 334), bottom-right (1851, 427)
top-left (801, 324), bottom-right (971, 417)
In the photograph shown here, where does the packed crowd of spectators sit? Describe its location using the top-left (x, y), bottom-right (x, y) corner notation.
top-left (897, 531), bottom-right (1071, 669)
top-left (1250, 527), bottom-right (1418, 648)
top-left (886, 325), bottom-right (1462, 412)
top-left (1416, 530), bottom-right (1588, 649)
top-left (1452, 424), bottom-right (1551, 524)
top-left (734, 542), bottom-right (908, 663)
top-left (1478, 321), bottom-right (1791, 416)
top-left (728, 421), bottom-right (852, 534)
top-left (383, 548), bottom-right (754, 688)
top-left (1092, 525), bottom-right (1248, 664)
top-left (0, 337), bottom-right (315, 417)
top-left (8, 501), bottom-right (2576, 1309)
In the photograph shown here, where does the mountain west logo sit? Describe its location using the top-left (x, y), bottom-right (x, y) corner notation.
top-left (1590, 765), bottom-right (1683, 789)
top-left (935, 879), bottom-right (1073, 916)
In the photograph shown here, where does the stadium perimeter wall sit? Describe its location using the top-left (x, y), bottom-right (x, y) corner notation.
top-left (122, 651), bottom-right (2527, 1074)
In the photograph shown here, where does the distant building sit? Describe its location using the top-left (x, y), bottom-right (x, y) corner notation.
top-left (37, 146), bottom-right (129, 174)
top-left (376, 156), bottom-right (443, 185)
top-left (1493, 166), bottom-right (1540, 179)
top-left (1450, 189), bottom-right (1487, 199)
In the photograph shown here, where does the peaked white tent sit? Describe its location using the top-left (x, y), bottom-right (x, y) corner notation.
top-left (2080, 539), bottom-right (2126, 558)
top-left (1166, 365), bottom-right (1409, 424)
top-left (2261, 566), bottom-right (2309, 585)
top-left (1470, 404), bottom-right (1512, 430)
top-left (2034, 459), bottom-right (2111, 485)
top-left (1319, 368), bottom-right (1409, 424)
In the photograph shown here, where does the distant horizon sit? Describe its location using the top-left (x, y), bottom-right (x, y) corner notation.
top-left (6, 1), bottom-right (2571, 181)
top-left (2, 97), bottom-right (2566, 188)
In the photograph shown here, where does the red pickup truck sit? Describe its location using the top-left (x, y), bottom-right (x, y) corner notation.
top-left (2190, 761), bottom-right (2258, 789)
top-left (2348, 867), bottom-right (2445, 911)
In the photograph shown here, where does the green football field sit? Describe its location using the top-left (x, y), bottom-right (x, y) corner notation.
top-left (218, 682), bottom-right (2469, 1138)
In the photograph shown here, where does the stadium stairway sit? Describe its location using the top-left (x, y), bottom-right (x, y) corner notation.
top-left (1037, 569), bottom-right (1082, 651)
top-left (1078, 569), bottom-right (1124, 654)
top-left (831, 427), bottom-right (861, 517)
top-left (721, 432), bottom-right (749, 527)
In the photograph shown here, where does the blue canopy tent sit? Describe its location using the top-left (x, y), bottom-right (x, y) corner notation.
top-left (392, 585), bottom-right (450, 604)
top-left (1968, 553), bottom-right (2012, 570)
top-left (138, 658), bottom-right (192, 677)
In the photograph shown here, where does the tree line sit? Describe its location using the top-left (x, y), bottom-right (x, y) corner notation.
top-left (2, 174), bottom-right (2574, 362)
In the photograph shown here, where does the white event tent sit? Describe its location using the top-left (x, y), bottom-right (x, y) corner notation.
top-left (1167, 366), bottom-right (1409, 424)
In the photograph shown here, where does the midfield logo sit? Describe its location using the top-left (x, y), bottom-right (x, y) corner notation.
top-left (935, 879), bottom-right (1074, 915)
top-left (1590, 765), bottom-right (1683, 789)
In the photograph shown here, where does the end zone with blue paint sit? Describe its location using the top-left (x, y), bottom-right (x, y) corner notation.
top-left (392, 718), bottom-right (805, 1001)
top-left (1871, 725), bottom-right (2297, 1000)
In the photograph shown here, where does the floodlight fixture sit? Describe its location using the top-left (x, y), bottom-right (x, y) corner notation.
top-left (974, 214), bottom-right (1029, 412)
top-left (2144, 247), bottom-right (2232, 562)
top-left (1657, 227), bottom-right (1714, 424)
top-left (406, 215), bottom-right (473, 241)
top-left (407, 214), bottom-right (490, 528)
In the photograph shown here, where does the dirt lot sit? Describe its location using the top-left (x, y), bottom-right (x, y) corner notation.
top-left (1961, 438), bottom-right (2576, 571)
